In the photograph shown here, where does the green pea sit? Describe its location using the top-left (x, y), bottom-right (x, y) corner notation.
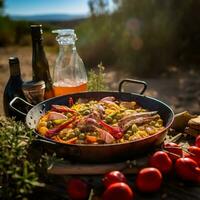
top-left (115, 114), bottom-right (122, 120)
top-left (74, 128), bottom-right (81, 136)
top-left (126, 130), bottom-right (133, 135)
top-left (132, 124), bottom-right (138, 133)
top-left (90, 132), bottom-right (98, 137)
top-left (68, 132), bottom-right (76, 139)
top-left (124, 134), bottom-right (129, 140)
top-left (79, 133), bottom-right (86, 140)
top-left (47, 121), bottom-right (53, 129)
top-left (105, 116), bottom-right (113, 123)
top-left (112, 119), bottom-right (117, 124)
top-left (83, 110), bottom-right (90, 115)
top-left (108, 112), bottom-right (117, 118)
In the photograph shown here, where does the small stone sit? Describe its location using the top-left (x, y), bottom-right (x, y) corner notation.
top-left (188, 116), bottom-right (200, 130)
top-left (184, 126), bottom-right (199, 137)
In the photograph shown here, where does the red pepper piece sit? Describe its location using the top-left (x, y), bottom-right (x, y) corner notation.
top-left (99, 120), bottom-right (123, 139)
top-left (46, 116), bottom-right (76, 137)
top-left (51, 105), bottom-right (75, 113)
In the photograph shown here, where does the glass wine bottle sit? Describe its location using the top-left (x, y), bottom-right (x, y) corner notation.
top-left (3, 57), bottom-right (25, 120)
top-left (31, 24), bottom-right (54, 99)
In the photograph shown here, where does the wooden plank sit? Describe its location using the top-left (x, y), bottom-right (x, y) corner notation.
top-left (48, 157), bottom-right (148, 175)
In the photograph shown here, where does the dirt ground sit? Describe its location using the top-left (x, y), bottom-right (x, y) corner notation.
top-left (0, 46), bottom-right (200, 116)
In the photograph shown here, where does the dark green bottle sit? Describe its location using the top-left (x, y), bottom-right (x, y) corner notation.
top-left (3, 57), bottom-right (25, 120)
top-left (31, 24), bottom-right (54, 99)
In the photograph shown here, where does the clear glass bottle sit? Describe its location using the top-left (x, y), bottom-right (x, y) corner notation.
top-left (52, 29), bottom-right (87, 96)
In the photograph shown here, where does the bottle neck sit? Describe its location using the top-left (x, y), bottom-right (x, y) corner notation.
top-left (32, 38), bottom-right (44, 52)
top-left (9, 63), bottom-right (21, 77)
top-left (59, 43), bottom-right (76, 53)
top-left (32, 38), bottom-right (48, 74)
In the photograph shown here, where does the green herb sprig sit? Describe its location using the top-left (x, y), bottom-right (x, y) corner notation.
top-left (88, 62), bottom-right (108, 91)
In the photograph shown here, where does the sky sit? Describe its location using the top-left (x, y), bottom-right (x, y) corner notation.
top-left (5, 0), bottom-right (114, 16)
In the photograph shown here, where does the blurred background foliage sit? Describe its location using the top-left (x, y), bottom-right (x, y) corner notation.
top-left (0, 0), bottom-right (200, 77)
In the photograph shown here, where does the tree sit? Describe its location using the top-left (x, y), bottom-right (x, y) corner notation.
top-left (88, 0), bottom-right (109, 16)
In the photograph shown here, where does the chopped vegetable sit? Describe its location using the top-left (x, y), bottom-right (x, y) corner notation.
top-left (86, 135), bottom-right (97, 143)
top-left (51, 104), bottom-right (75, 113)
top-left (45, 116), bottom-right (76, 137)
top-left (99, 120), bottom-right (123, 139)
top-left (37, 96), bottom-right (164, 144)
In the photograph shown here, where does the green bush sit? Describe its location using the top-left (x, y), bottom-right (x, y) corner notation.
top-left (0, 117), bottom-right (44, 199)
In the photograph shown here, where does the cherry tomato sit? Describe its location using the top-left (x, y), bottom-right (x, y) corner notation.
top-left (187, 146), bottom-right (200, 166)
top-left (164, 142), bottom-right (183, 161)
top-left (66, 178), bottom-right (90, 200)
top-left (149, 151), bottom-right (173, 174)
top-left (103, 182), bottom-right (134, 200)
top-left (102, 171), bottom-right (127, 188)
top-left (195, 135), bottom-right (200, 148)
top-left (175, 157), bottom-right (200, 183)
top-left (136, 167), bottom-right (162, 193)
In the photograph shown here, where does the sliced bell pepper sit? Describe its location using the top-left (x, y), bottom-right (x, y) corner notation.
top-left (99, 120), bottom-right (123, 139)
top-left (45, 116), bottom-right (76, 137)
top-left (51, 105), bottom-right (75, 113)
top-left (53, 119), bottom-right (68, 125)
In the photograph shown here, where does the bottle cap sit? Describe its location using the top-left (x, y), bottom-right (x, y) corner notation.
top-left (30, 24), bottom-right (43, 40)
top-left (52, 29), bottom-right (77, 45)
top-left (52, 29), bottom-right (75, 35)
top-left (9, 57), bottom-right (19, 65)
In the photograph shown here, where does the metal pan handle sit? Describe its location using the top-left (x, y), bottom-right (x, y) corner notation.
top-left (10, 97), bottom-right (34, 116)
top-left (118, 79), bottom-right (147, 95)
top-left (33, 138), bottom-right (81, 158)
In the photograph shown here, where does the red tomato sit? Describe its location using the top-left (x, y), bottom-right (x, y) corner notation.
top-left (102, 171), bottom-right (127, 188)
top-left (149, 151), bottom-right (173, 174)
top-left (175, 157), bottom-right (200, 183)
top-left (195, 135), bottom-right (200, 148)
top-left (164, 142), bottom-right (183, 161)
top-left (136, 167), bottom-right (162, 193)
top-left (103, 182), bottom-right (134, 200)
top-left (187, 146), bottom-right (200, 166)
top-left (66, 178), bottom-right (90, 200)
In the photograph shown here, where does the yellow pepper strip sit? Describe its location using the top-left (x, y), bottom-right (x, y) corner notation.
top-left (53, 119), bottom-right (68, 125)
